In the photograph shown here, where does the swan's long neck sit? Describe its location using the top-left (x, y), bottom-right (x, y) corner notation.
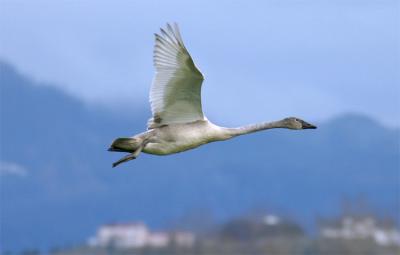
top-left (223, 120), bottom-right (286, 138)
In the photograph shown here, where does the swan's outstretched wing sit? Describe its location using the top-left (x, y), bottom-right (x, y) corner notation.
top-left (148, 23), bottom-right (204, 129)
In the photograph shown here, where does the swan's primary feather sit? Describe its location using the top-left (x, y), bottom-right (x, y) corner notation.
top-left (148, 23), bottom-right (204, 129)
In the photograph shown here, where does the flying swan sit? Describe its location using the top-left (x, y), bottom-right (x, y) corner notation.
top-left (109, 23), bottom-right (316, 167)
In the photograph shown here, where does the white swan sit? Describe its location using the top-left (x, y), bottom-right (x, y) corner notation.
top-left (109, 23), bottom-right (316, 167)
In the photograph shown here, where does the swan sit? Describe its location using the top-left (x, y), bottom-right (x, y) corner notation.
top-left (109, 23), bottom-right (316, 167)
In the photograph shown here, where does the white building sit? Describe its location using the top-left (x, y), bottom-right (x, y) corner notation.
top-left (320, 216), bottom-right (400, 246)
top-left (88, 222), bottom-right (196, 249)
top-left (89, 222), bottom-right (149, 248)
top-left (147, 232), bottom-right (170, 248)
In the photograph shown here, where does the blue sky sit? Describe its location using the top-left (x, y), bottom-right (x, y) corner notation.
top-left (0, 0), bottom-right (398, 127)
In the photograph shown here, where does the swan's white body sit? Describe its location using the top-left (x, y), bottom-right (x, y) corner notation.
top-left (109, 23), bottom-right (316, 167)
top-left (142, 120), bottom-right (229, 155)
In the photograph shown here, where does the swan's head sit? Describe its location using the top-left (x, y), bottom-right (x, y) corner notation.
top-left (283, 117), bottom-right (317, 130)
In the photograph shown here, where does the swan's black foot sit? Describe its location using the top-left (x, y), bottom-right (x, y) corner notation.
top-left (109, 137), bottom-right (141, 153)
top-left (108, 147), bottom-right (126, 152)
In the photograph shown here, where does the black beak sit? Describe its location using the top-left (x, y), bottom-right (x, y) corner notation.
top-left (301, 121), bottom-right (317, 129)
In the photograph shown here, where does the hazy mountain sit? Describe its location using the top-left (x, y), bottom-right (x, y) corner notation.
top-left (1, 61), bottom-right (399, 252)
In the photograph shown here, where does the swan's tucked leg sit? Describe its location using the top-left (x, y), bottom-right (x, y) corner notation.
top-left (112, 145), bottom-right (143, 168)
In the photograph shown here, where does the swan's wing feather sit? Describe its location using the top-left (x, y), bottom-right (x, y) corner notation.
top-left (148, 23), bottom-right (204, 129)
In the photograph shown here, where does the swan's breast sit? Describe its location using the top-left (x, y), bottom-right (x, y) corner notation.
top-left (142, 121), bottom-right (225, 155)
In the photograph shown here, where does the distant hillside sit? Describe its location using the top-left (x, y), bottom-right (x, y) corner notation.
top-left (1, 61), bottom-right (399, 252)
